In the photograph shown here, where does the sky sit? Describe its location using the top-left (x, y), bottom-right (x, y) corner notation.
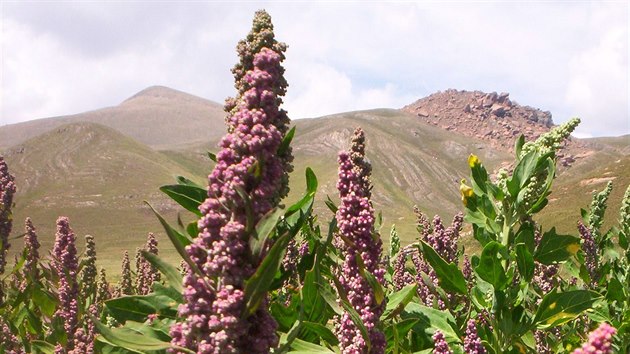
top-left (1, 1), bottom-right (628, 138)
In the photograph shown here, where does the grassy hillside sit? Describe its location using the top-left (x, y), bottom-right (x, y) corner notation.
top-left (3, 122), bottom-right (206, 276)
top-left (1, 87), bottom-right (626, 278)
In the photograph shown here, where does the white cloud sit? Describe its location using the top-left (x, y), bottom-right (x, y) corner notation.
top-left (1, 2), bottom-right (628, 136)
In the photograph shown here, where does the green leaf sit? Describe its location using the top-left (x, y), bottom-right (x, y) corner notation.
top-left (278, 126), bottom-right (296, 156)
top-left (475, 241), bottom-right (508, 290)
top-left (243, 233), bottom-right (291, 317)
top-left (31, 341), bottom-right (56, 354)
top-left (318, 282), bottom-right (343, 316)
top-left (175, 175), bottom-right (202, 188)
top-left (105, 293), bottom-right (179, 323)
top-left (302, 321), bottom-right (339, 346)
top-left (207, 151), bottom-right (217, 162)
top-left (302, 257), bottom-right (332, 323)
top-left (251, 207), bottom-right (285, 262)
top-left (159, 184), bottom-right (207, 216)
top-left (507, 151), bottom-right (538, 197)
top-left (533, 290), bottom-right (601, 329)
top-left (383, 283), bottom-right (417, 319)
top-left (32, 283), bottom-right (57, 317)
top-left (145, 202), bottom-right (202, 280)
top-left (515, 244), bottom-right (535, 283)
top-left (418, 241), bottom-right (467, 295)
top-left (93, 316), bottom-right (187, 353)
top-left (402, 302), bottom-right (461, 344)
top-left (324, 195), bottom-right (338, 213)
top-left (305, 167), bottom-right (318, 194)
top-left (289, 338), bottom-right (335, 353)
top-left (534, 227), bottom-right (580, 265)
top-left (141, 251), bottom-right (183, 293)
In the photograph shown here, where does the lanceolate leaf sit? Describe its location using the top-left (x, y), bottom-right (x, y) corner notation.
top-left (243, 233), bottom-right (291, 317)
top-left (533, 290), bottom-right (601, 329)
top-left (141, 250), bottom-right (183, 293)
top-left (418, 241), bottom-right (468, 295)
top-left (159, 184), bottom-right (207, 216)
top-left (93, 316), bottom-right (188, 353)
top-left (383, 284), bottom-right (417, 320)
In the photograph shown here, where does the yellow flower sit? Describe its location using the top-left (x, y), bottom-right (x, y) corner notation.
top-left (468, 154), bottom-right (480, 168)
top-left (460, 179), bottom-right (474, 206)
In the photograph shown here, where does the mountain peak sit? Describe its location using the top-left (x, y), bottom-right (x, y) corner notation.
top-left (122, 85), bottom-right (217, 106)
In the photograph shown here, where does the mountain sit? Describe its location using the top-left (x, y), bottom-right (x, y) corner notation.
top-left (2, 122), bottom-right (203, 273)
top-left (1, 86), bottom-right (627, 275)
top-left (0, 86), bottom-right (226, 150)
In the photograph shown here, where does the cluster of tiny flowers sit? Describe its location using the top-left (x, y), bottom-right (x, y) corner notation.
top-left (587, 181), bottom-right (613, 241)
top-left (533, 261), bottom-right (559, 293)
top-left (281, 238), bottom-right (298, 274)
top-left (52, 217), bottom-right (80, 351)
top-left (389, 226), bottom-right (401, 259)
top-left (117, 251), bottom-right (133, 296)
top-left (95, 268), bottom-right (110, 311)
top-left (571, 322), bottom-right (616, 354)
top-left (0, 317), bottom-right (24, 354)
top-left (298, 241), bottom-right (309, 258)
top-left (335, 128), bottom-right (386, 354)
top-left (0, 156), bottom-right (16, 277)
top-left (135, 233), bottom-right (161, 295)
top-left (578, 221), bottom-right (599, 286)
top-left (170, 24), bottom-right (291, 351)
top-left (463, 319), bottom-right (486, 354)
top-left (69, 303), bottom-right (97, 354)
top-left (392, 245), bottom-right (416, 291)
top-left (432, 331), bottom-right (453, 354)
top-left (79, 234), bottom-right (98, 301)
top-left (20, 217), bottom-right (40, 291)
top-left (519, 118), bottom-right (580, 158)
top-left (462, 255), bottom-right (474, 287)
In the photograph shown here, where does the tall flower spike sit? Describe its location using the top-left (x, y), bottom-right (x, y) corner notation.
top-left (170, 11), bottom-right (292, 353)
top-left (578, 221), bottom-right (599, 286)
top-left (117, 251), bottom-right (133, 296)
top-left (335, 128), bottom-right (386, 354)
top-left (95, 267), bottom-right (110, 311)
top-left (52, 217), bottom-right (79, 351)
top-left (146, 232), bottom-right (160, 283)
top-left (79, 235), bottom-right (98, 302)
top-left (587, 181), bottom-right (613, 241)
top-left (571, 322), bottom-right (616, 354)
top-left (0, 156), bottom-right (16, 276)
top-left (21, 217), bottom-right (41, 290)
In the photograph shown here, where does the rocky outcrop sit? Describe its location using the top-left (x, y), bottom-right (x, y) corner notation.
top-left (401, 89), bottom-right (584, 166)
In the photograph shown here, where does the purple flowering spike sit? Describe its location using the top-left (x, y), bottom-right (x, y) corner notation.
top-left (52, 217), bottom-right (79, 350)
top-left (578, 221), bottom-right (599, 286)
top-left (463, 319), bottom-right (486, 354)
top-left (572, 322), bottom-right (616, 354)
top-left (335, 128), bottom-right (386, 354)
top-left (432, 331), bottom-right (453, 354)
top-left (170, 11), bottom-right (292, 353)
top-left (20, 218), bottom-right (40, 290)
top-left (0, 156), bottom-right (16, 277)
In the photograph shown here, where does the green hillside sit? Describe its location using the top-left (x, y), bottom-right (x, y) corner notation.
top-left (3, 122), bottom-right (205, 276)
